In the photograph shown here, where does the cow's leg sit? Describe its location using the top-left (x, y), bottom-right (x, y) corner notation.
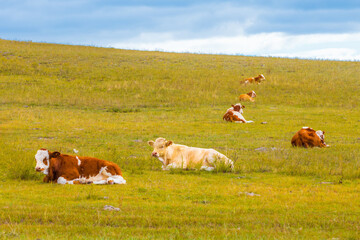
top-left (164, 163), bottom-right (178, 170)
top-left (72, 179), bottom-right (83, 184)
top-left (43, 175), bottom-right (51, 183)
top-left (234, 120), bottom-right (245, 123)
top-left (82, 167), bottom-right (111, 184)
top-left (200, 166), bottom-right (215, 171)
top-left (234, 117), bottom-right (246, 123)
top-left (57, 176), bottom-right (79, 184)
top-left (98, 167), bottom-right (126, 184)
top-left (92, 180), bottom-right (107, 185)
top-left (205, 152), bottom-right (233, 171)
top-left (57, 175), bottom-right (91, 184)
top-left (107, 175), bottom-right (126, 184)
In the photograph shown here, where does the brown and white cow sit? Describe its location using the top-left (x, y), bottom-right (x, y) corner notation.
top-left (35, 149), bottom-right (126, 184)
top-left (291, 127), bottom-right (329, 148)
top-left (244, 74), bottom-right (265, 84)
top-left (239, 90), bottom-right (256, 102)
top-left (148, 138), bottom-right (234, 171)
top-left (223, 103), bottom-right (254, 123)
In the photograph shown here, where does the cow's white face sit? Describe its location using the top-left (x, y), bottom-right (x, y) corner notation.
top-left (316, 130), bottom-right (325, 141)
top-left (148, 138), bottom-right (173, 164)
top-left (35, 149), bottom-right (50, 175)
top-left (251, 91), bottom-right (257, 98)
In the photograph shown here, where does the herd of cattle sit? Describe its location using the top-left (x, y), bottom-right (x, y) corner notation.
top-left (34, 74), bottom-right (329, 184)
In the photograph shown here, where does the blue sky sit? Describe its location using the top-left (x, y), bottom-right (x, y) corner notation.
top-left (1, 0), bottom-right (360, 60)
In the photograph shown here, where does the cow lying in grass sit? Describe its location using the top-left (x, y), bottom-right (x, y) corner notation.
top-left (223, 103), bottom-right (254, 123)
top-left (244, 74), bottom-right (265, 84)
top-left (148, 138), bottom-right (234, 171)
top-left (35, 149), bottom-right (126, 184)
top-left (291, 127), bottom-right (329, 148)
top-left (239, 90), bottom-right (256, 102)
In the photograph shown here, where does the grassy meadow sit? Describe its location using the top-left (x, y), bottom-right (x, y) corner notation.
top-left (0, 39), bottom-right (360, 239)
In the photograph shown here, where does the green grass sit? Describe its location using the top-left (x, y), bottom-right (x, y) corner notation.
top-left (0, 39), bottom-right (360, 239)
top-left (1, 173), bottom-right (360, 239)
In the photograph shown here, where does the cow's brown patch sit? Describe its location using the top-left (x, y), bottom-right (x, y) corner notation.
top-left (44, 151), bottom-right (123, 183)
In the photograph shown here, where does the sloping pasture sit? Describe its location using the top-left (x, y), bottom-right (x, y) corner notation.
top-left (0, 39), bottom-right (359, 239)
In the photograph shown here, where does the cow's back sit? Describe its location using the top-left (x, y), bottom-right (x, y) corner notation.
top-left (79, 157), bottom-right (123, 177)
top-left (176, 146), bottom-right (228, 167)
top-left (239, 94), bottom-right (252, 101)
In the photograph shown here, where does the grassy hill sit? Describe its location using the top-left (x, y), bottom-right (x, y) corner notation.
top-left (0, 39), bottom-right (359, 239)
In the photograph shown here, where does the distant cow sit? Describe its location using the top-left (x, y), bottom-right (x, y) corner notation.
top-left (223, 103), bottom-right (254, 123)
top-left (148, 138), bottom-right (234, 171)
top-left (35, 149), bottom-right (126, 184)
top-left (291, 127), bottom-right (329, 148)
top-left (244, 74), bottom-right (265, 84)
top-left (239, 90), bottom-right (256, 102)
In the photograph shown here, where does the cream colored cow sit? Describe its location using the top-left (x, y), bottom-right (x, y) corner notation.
top-left (148, 138), bottom-right (233, 171)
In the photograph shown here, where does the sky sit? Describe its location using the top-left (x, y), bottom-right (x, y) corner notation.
top-left (1, 0), bottom-right (360, 61)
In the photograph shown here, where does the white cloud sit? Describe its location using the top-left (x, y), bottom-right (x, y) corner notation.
top-left (111, 32), bottom-right (360, 61)
top-left (275, 48), bottom-right (360, 61)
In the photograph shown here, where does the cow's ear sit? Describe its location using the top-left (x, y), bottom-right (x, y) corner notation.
top-left (323, 131), bottom-right (325, 134)
top-left (49, 151), bottom-right (60, 158)
top-left (242, 105), bottom-right (245, 108)
top-left (148, 141), bottom-right (154, 147)
top-left (231, 104), bottom-right (235, 107)
top-left (165, 141), bottom-right (173, 147)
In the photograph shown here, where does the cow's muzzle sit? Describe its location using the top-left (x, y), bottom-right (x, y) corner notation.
top-left (151, 152), bottom-right (158, 157)
top-left (35, 167), bottom-right (44, 172)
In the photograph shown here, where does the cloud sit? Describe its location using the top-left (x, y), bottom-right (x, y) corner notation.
top-left (112, 32), bottom-right (360, 60)
top-left (1, 1), bottom-right (360, 60)
top-left (275, 48), bottom-right (360, 61)
top-left (2, 1), bottom-right (359, 40)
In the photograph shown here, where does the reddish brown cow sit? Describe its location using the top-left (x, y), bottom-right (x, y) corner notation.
top-left (239, 90), bottom-right (256, 102)
top-left (222, 103), bottom-right (254, 123)
top-left (244, 74), bottom-right (265, 84)
top-left (291, 127), bottom-right (329, 148)
top-left (35, 149), bottom-right (126, 184)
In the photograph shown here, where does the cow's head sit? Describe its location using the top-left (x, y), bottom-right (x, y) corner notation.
top-left (147, 138), bottom-right (173, 164)
top-left (316, 130), bottom-right (330, 147)
top-left (231, 103), bottom-right (244, 114)
top-left (256, 74), bottom-right (265, 82)
top-left (35, 149), bottom-right (60, 175)
top-left (315, 130), bottom-right (325, 141)
top-left (248, 90), bottom-right (256, 98)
